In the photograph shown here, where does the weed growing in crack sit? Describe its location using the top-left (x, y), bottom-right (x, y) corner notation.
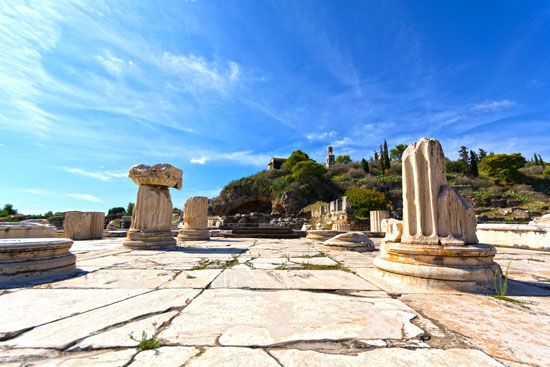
top-left (491, 260), bottom-right (526, 305)
top-left (493, 259), bottom-right (511, 298)
top-left (190, 256), bottom-right (239, 270)
top-left (222, 254), bottom-right (240, 269)
top-left (130, 323), bottom-right (160, 351)
top-left (298, 263), bottom-right (354, 273)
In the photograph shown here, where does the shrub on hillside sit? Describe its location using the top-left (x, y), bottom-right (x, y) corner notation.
top-left (326, 163), bottom-right (349, 178)
top-left (344, 188), bottom-right (386, 219)
top-left (335, 155), bottom-right (352, 164)
top-left (479, 153), bottom-right (526, 185)
top-left (291, 160), bottom-right (326, 181)
top-left (544, 166), bottom-right (550, 177)
top-left (282, 150), bottom-right (311, 171)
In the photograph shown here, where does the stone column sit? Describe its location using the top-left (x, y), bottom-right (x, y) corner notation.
top-left (64, 211), bottom-right (105, 240)
top-left (177, 196), bottom-right (210, 241)
top-left (374, 138), bottom-right (500, 292)
top-left (370, 210), bottom-right (389, 232)
top-left (123, 164), bottom-right (182, 249)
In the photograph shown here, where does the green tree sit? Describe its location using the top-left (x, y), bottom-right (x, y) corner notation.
top-left (533, 154), bottom-right (540, 165)
top-left (379, 145), bottom-right (386, 173)
top-left (479, 153), bottom-right (527, 185)
top-left (108, 207), bottom-right (126, 216)
top-left (344, 188), bottom-right (386, 219)
top-left (390, 144), bottom-right (407, 160)
top-left (0, 204), bottom-right (17, 217)
top-left (282, 150), bottom-right (311, 171)
top-left (126, 202), bottom-right (135, 216)
top-left (469, 150), bottom-right (479, 177)
top-left (383, 140), bottom-right (391, 169)
top-left (361, 158), bottom-right (370, 174)
top-left (335, 155), bottom-right (352, 164)
top-left (478, 148), bottom-right (487, 160)
top-left (538, 154), bottom-right (545, 167)
top-left (44, 211), bottom-right (54, 218)
top-left (291, 160), bottom-right (326, 181)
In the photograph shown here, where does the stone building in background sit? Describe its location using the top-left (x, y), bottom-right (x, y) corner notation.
top-left (267, 157), bottom-right (287, 171)
top-left (325, 146), bottom-right (335, 168)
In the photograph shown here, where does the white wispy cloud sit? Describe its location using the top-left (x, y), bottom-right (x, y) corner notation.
top-left (65, 193), bottom-right (103, 203)
top-left (331, 137), bottom-right (353, 148)
top-left (62, 167), bottom-right (127, 182)
top-left (472, 99), bottom-right (515, 113)
top-left (161, 52), bottom-right (241, 94)
top-left (0, 2), bottom-right (64, 138)
top-left (187, 150), bottom-right (270, 167)
top-left (306, 130), bottom-right (337, 141)
top-left (96, 51), bottom-right (135, 76)
top-left (190, 157), bottom-right (208, 164)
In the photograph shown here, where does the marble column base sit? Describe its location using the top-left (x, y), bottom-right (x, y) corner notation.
top-left (177, 228), bottom-right (210, 242)
top-left (373, 241), bottom-right (501, 292)
top-left (305, 230), bottom-right (343, 242)
top-left (0, 238), bottom-right (77, 286)
top-left (123, 229), bottom-right (176, 249)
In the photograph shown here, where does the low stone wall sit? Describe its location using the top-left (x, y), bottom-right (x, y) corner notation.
top-left (476, 223), bottom-right (550, 251)
top-left (0, 222), bottom-right (58, 239)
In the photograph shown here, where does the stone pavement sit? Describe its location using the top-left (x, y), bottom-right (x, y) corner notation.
top-left (0, 237), bottom-right (548, 366)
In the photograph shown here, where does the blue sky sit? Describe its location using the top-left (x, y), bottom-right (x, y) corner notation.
top-left (1, 0), bottom-right (549, 214)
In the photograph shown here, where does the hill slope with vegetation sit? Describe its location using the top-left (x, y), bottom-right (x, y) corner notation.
top-left (209, 141), bottom-right (550, 223)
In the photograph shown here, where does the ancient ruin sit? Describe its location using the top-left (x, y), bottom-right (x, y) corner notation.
top-left (0, 221), bottom-right (57, 239)
top-left (310, 196), bottom-right (353, 230)
top-left (178, 196), bottom-right (210, 241)
top-left (322, 231), bottom-right (375, 252)
top-left (0, 238), bottom-right (76, 286)
top-left (123, 164), bottom-right (182, 249)
top-left (374, 138), bottom-right (500, 291)
top-left (370, 210), bottom-right (389, 232)
top-left (64, 211), bottom-right (105, 240)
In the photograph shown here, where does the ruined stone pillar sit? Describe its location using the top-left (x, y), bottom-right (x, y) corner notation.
top-left (177, 196), bottom-right (210, 241)
top-left (370, 210), bottom-right (389, 232)
top-left (374, 138), bottom-right (500, 292)
top-left (123, 164), bottom-right (182, 249)
top-left (64, 211), bottom-right (105, 240)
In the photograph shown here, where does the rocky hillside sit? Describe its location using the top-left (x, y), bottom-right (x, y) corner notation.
top-left (209, 147), bottom-right (550, 223)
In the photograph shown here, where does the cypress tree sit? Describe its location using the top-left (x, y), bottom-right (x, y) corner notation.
top-left (380, 145), bottom-right (385, 173)
top-left (383, 140), bottom-right (391, 169)
top-left (361, 158), bottom-right (370, 174)
top-left (459, 146), bottom-right (470, 175)
top-left (538, 154), bottom-right (545, 167)
top-left (469, 150), bottom-right (479, 177)
top-left (533, 154), bottom-right (539, 165)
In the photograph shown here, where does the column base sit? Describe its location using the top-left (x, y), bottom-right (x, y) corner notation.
top-left (177, 229), bottom-right (210, 242)
top-left (373, 241), bottom-right (501, 292)
top-left (123, 229), bottom-right (176, 249)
